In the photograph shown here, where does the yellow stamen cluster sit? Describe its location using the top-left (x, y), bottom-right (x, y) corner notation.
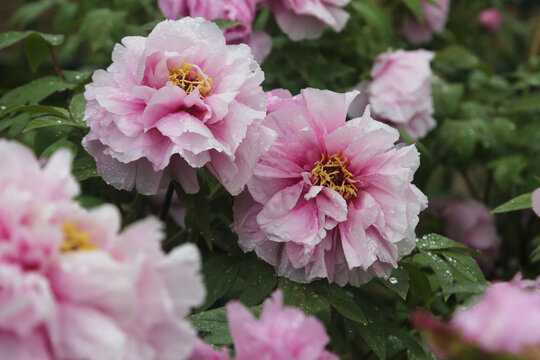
top-left (60, 222), bottom-right (97, 253)
top-left (168, 62), bottom-right (213, 99)
top-left (311, 153), bottom-right (359, 200)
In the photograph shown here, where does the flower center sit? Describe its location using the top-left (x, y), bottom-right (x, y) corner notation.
top-left (311, 153), bottom-right (358, 200)
top-left (168, 62), bottom-right (213, 99)
top-left (60, 222), bottom-right (97, 253)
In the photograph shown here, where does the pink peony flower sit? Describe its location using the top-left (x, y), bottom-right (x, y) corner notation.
top-left (82, 17), bottom-right (276, 195)
top-left (234, 88), bottom-right (427, 286)
top-left (190, 290), bottom-right (337, 359)
top-left (452, 280), bottom-right (540, 355)
top-left (413, 276), bottom-right (540, 358)
top-left (157, 0), bottom-right (272, 63)
top-left (401, 0), bottom-right (449, 45)
top-left (0, 140), bottom-right (205, 360)
top-left (261, 0), bottom-right (350, 41)
top-left (533, 188), bottom-right (540, 218)
top-left (478, 8), bottom-right (501, 32)
top-left (350, 49), bottom-right (436, 140)
top-left (431, 198), bottom-right (501, 273)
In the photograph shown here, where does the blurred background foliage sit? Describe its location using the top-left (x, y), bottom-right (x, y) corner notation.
top-left (2, 0), bottom-right (540, 359)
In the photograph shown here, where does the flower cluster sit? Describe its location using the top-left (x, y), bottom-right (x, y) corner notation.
top-left (188, 291), bottom-right (338, 360)
top-left (0, 140), bottom-right (205, 359)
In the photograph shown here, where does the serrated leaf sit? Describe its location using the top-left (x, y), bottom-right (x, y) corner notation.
top-left (72, 157), bottom-right (98, 181)
top-left (0, 30), bottom-right (63, 51)
top-left (314, 282), bottom-right (367, 325)
top-left (200, 255), bottom-right (239, 310)
top-left (238, 260), bottom-right (277, 307)
top-left (491, 193), bottom-right (532, 214)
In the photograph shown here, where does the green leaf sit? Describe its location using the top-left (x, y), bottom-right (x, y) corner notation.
top-left (351, 0), bottom-right (394, 41)
top-left (279, 279), bottom-right (332, 325)
top-left (402, 263), bottom-right (432, 307)
top-left (417, 234), bottom-right (484, 257)
top-left (314, 282), bottom-right (367, 325)
top-left (0, 30), bottom-right (63, 51)
top-left (238, 260), bottom-right (277, 307)
top-left (75, 195), bottom-right (107, 209)
top-left (440, 251), bottom-right (485, 283)
top-left (194, 195), bottom-right (213, 251)
top-left (492, 193), bottom-right (532, 213)
top-left (0, 77), bottom-right (76, 106)
top-left (189, 305), bottom-right (262, 345)
top-left (24, 116), bottom-right (86, 132)
top-left (432, 81), bottom-right (464, 118)
top-left (387, 328), bottom-right (427, 359)
top-left (434, 45), bottom-right (480, 75)
top-left (10, 0), bottom-right (54, 27)
top-left (402, 0), bottom-right (424, 21)
top-left (381, 266), bottom-right (410, 300)
top-left (24, 33), bottom-right (50, 72)
top-left (200, 255), bottom-right (239, 310)
top-left (419, 249), bottom-right (454, 297)
top-left (488, 156), bottom-right (527, 189)
top-left (72, 157), bottom-right (98, 181)
top-left (509, 94), bottom-right (540, 113)
top-left (438, 120), bottom-right (477, 162)
top-left (41, 137), bottom-right (76, 158)
top-left (355, 299), bottom-right (386, 359)
top-left (213, 19), bottom-right (242, 30)
top-left (0, 105), bottom-right (70, 119)
top-left (69, 94), bottom-right (87, 126)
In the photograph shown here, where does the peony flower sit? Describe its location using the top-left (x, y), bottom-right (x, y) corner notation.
top-left (478, 8), bottom-right (501, 32)
top-left (414, 276), bottom-right (540, 358)
top-left (0, 140), bottom-right (205, 360)
top-left (82, 17), bottom-right (276, 195)
top-left (190, 290), bottom-right (337, 359)
top-left (234, 88), bottom-right (427, 286)
top-left (350, 49), bottom-right (436, 140)
top-left (401, 0), bottom-right (449, 45)
top-left (533, 188), bottom-right (540, 218)
top-left (430, 198), bottom-right (501, 273)
top-left (261, 0), bottom-right (350, 41)
top-left (157, 0), bottom-right (272, 63)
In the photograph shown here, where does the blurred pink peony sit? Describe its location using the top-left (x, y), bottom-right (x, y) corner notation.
top-left (401, 0), bottom-right (449, 44)
top-left (349, 49), bottom-right (436, 140)
top-left (453, 279), bottom-right (540, 355)
top-left (157, 0), bottom-right (272, 63)
top-left (413, 275), bottom-right (540, 358)
top-left (261, 0), bottom-right (350, 41)
top-left (533, 188), bottom-right (540, 217)
top-left (478, 8), bottom-right (501, 32)
top-left (82, 18), bottom-right (275, 195)
top-left (432, 198), bottom-right (501, 273)
top-left (0, 140), bottom-right (205, 360)
top-left (190, 290), bottom-right (337, 359)
top-left (234, 88), bottom-right (427, 286)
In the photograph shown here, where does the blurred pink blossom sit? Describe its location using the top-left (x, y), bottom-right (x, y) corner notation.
top-left (234, 88), bottom-right (427, 286)
top-left (0, 140), bottom-right (205, 360)
top-left (190, 290), bottom-right (337, 359)
top-left (432, 198), bottom-right (501, 273)
top-left (478, 8), bottom-right (501, 32)
top-left (349, 49), bottom-right (436, 140)
top-left (532, 188), bottom-right (540, 217)
top-left (83, 18), bottom-right (275, 195)
top-left (413, 275), bottom-right (540, 357)
top-left (157, 0), bottom-right (272, 63)
top-left (261, 0), bottom-right (350, 41)
top-left (401, 0), bottom-right (450, 44)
